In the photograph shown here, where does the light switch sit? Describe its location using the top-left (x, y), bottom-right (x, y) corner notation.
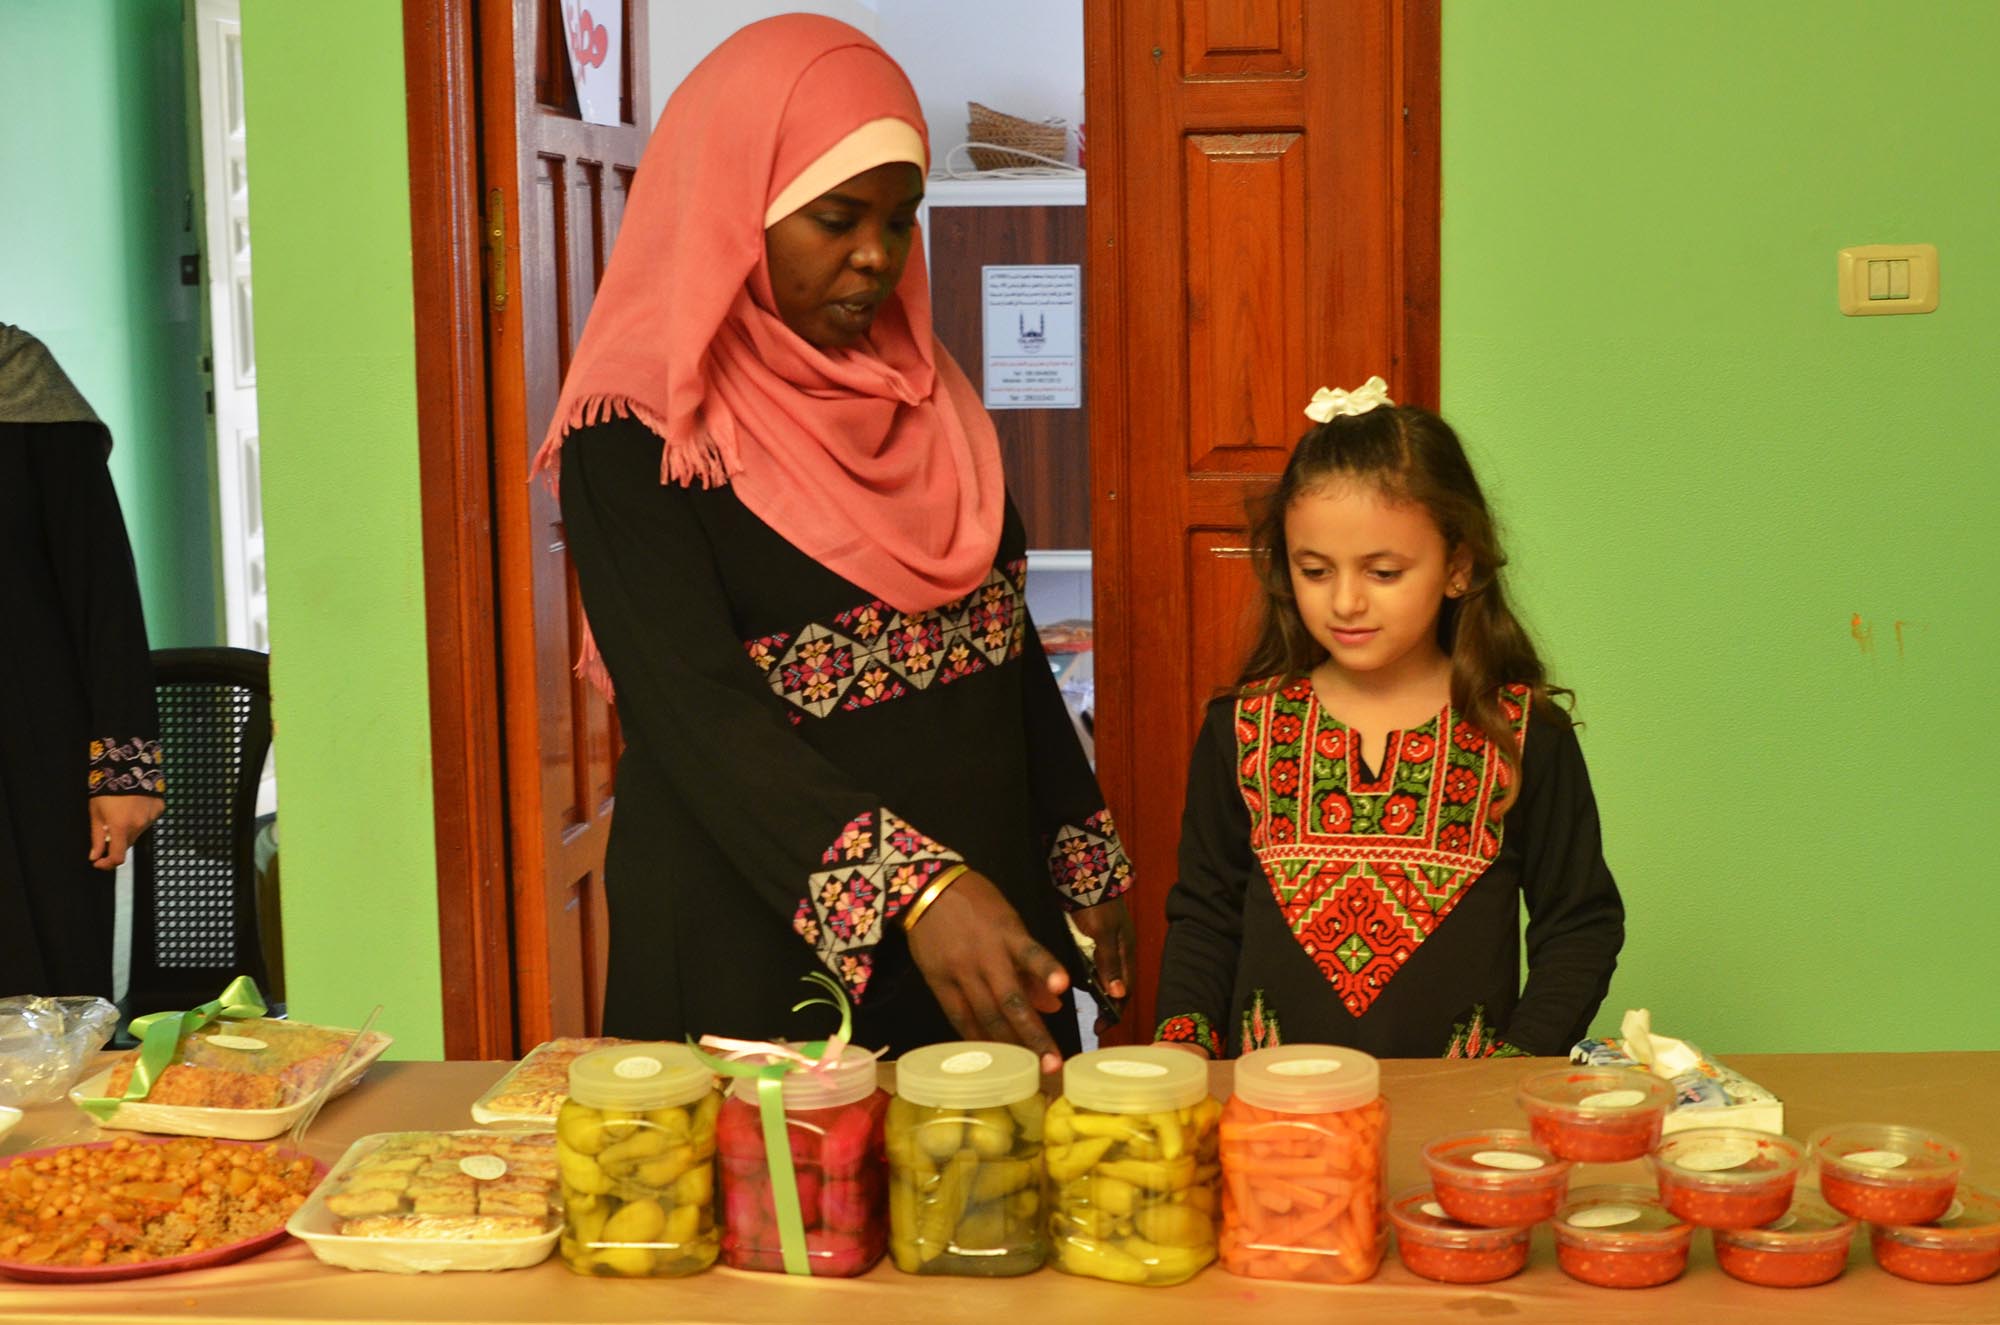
top-left (1839, 244), bottom-right (1938, 315)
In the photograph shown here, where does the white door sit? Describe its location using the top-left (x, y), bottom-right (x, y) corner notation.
top-left (192, 0), bottom-right (266, 651)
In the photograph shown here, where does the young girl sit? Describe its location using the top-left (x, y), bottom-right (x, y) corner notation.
top-left (1153, 378), bottom-right (1623, 1059)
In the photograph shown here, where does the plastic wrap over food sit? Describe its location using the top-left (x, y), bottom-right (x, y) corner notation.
top-left (0, 996), bottom-right (119, 1107)
top-left (1570, 1009), bottom-right (1781, 1134)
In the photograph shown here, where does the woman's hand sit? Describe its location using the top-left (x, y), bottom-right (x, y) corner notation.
top-left (1069, 896), bottom-right (1136, 1004)
top-left (89, 794), bottom-right (163, 870)
top-left (906, 871), bottom-right (1069, 1074)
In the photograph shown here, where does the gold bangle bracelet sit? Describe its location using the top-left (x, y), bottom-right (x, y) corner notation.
top-left (902, 864), bottom-right (970, 932)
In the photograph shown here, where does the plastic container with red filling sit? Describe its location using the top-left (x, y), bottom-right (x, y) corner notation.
top-left (1421, 1128), bottom-right (1571, 1227)
top-left (1711, 1199), bottom-right (1856, 1287)
top-left (1649, 1128), bottom-right (1804, 1229)
top-left (1387, 1187), bottom-right (1532, 1284)
top-left (1516, 1067), bottom-right (1674, 1163)
top-left (1552, 1185), bottom-right (1693, 1288)
top-left (1807, 1123), bottom-right (1963, 1225)
top-left (1871, 1184), bottom-right (2000, 1285)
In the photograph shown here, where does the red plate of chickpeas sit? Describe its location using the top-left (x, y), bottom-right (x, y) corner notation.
top-left (0, 1134), bottom-right (325, 1281)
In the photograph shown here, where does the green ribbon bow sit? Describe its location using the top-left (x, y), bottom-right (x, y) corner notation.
top-left (689, 971), bottom-right (863, 1276)
top-left (76, 975), bottom-right (268, 1120)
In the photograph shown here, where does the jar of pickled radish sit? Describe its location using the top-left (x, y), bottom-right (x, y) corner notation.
top-left (714, 1046), bottom-right (888, 1277)
top-left (1047, 1045), bottom-right (1219, 1286)
top-left (1218, 1044), bottom-right (1384, 1284)
top-left (556, 1042), bottom-right (721, 1277)
top-left (885, 1041), bottom-right (1045, 1276)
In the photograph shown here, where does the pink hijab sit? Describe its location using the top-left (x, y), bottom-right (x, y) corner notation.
top-left (535, 15), bottom-right (1004, 693)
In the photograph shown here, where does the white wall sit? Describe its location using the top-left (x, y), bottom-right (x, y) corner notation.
top-left (647, 0), bottom-right (1083, 167)
top-left (647, 0), bottom-right (880, 122)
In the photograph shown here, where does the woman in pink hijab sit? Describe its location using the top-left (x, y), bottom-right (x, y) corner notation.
top-left (540, 15), bottom-right (1132, 1070)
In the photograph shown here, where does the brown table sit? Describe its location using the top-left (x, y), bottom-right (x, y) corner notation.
top-left (3, 1054), bottom-right (1996, 1323)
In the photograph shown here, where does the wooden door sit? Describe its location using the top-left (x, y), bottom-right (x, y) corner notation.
top-left (479, 0), bottom-right (648, 1044)
top-left (1084, 0), bottom-right (1439, 1036)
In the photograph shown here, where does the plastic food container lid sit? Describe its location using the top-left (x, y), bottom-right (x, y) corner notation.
top-left (1517, 1066), bottom-right (1674, 1117)
top-left (1712, 1198), bottom-right (1855, 1251)
top-left (1234, 1044), bottom-right (1378, 1114)
top-left (1388, 1186), bottom-right (1533, 1245)
top-left (723, 1043), bottom-right (879, 1111)
top-left (1808, 1123), bottom-right (1966, 1183)
top-left (1652, 1127), bottom-right (1805, 1186)
top-left (1423, 1129), bottom-right (1571, 1186)
top-left (894, 1041), bottom-right (1040, 1109)
top-left (567, 1043), bottom-right (714, 1111)
top-left (1873, 1184), bottom-right (2000, 1251)
top-left (1061, 1045), bottom-right (1208, 1114)
top-left (1555, 1185), bottom-right (1691, 1248)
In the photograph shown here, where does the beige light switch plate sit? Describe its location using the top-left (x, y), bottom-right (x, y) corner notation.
top-left (1838, 243), bottom-right (1938, 315)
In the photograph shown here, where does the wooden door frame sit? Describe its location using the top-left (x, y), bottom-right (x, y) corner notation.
top-left (1083, 0), bottom-right (1441, 1035)
top-left (405, 0), bottom-right (515, 1060)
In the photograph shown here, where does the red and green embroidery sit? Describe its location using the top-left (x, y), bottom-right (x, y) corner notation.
top-left (1444, 1004), bottom-right (1528, 1059)
top-left (1237, 678), bottom-right (1529, 1018)
top-left (1241, 989), bottom-right (1283, 1052)
top-left (89, 736), bottom-right (164, 795)
top-left (795, 809), bottom-right (964, 1001)
top-left (1045, 807), bottom-right (1134, 911)
top-left (1155, 1012), bottom-right (1222, 1058)
top-left (745, 561), bottom-right (1028, 723)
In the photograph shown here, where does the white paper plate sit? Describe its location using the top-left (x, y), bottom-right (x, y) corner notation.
top-left (288, 1131), bottom-right (560, 1273)
top-left (70, 1030), bottom-right (394, 1140)
top-left (0, 1106), bottom-right (20, 1142)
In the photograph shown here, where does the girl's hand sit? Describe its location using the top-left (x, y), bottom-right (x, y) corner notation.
top-left (1070, 895), bottom-right (1136, 1004)
top-left (89, 794), bottom-right (163, 870)
top-left (907, 871), bottom-right (1070, 1074)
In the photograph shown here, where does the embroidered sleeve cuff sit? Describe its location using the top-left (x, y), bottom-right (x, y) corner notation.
top-left (1046, 807), bottom-right (1134, 912)
top-left (88, 736), bottom-right (165, 796)
top-left (793, 809), bottom-right (964, 1003)
top-left (1155, 1013), bottom-right (1222, 1058)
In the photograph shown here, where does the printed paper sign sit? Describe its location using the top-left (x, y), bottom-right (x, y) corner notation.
top-left (982, 264), bottom-right (1081, 410)
top-left (561, 1), bottom-right (624, 127)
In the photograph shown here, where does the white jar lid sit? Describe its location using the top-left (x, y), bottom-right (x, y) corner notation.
top-left (1234, 1044), bottom-right (1379, 1114)
top-left (895, 1041), bottom-right (1041, 1109)
top-left (724, 1043), bottom-right (879, 1111)
top-left (1061, 1045), bottom-right (1208, 1114)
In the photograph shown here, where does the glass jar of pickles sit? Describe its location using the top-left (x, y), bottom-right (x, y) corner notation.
top-left (1219, 1044), bottom-right (1386, 1283)
top-left (556, 1042), bottom-right (721, 1277)
top-left (715, 1046), bottom-right (888, 1277)
top-left (886, 1041), bottom-right (1046, 1275)
top-left (1048, 1045), bottom-right (1219, 1286)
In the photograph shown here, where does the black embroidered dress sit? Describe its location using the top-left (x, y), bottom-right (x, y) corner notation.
top-left (1154, 679), bottom-right (1622, 1059)
top-left (0, 422), bottom-right (163, 997)
top-left (560, 417), bottom-right (1131, 1052)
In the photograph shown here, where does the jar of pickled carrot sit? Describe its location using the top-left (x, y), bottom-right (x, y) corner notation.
top-left (1218, 1044), bottom-right (1384, 1284)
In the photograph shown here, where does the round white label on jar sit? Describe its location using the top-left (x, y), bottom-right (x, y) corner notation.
top-left (614, 1057), bottom-right (665, 1080)
top-left (205, 1035), bottom-right (268, 1052)
top-left (459, 1154), bottom-right (508, 1181)
top-left (1421, 1201), bottom-right (1449, 1220)
top-left (1675, 1141), bottom-right (1759, 1172)
top-left (1767, 1213), bottom-right (1797, 1232)
top-left (941, 1051), bottom-right (994, 1075)
top-left (1579, 1088), bottom-right (1647, 1108)
top-left (1268, 1058), bottom-right (1341, 1077)
top-left (1097, 1060), bottom-right (1170, 1078)
top-left (1568, 1204), bottom-right (1643, 1229)
top-left (1845, 1149), bottom-right (1908, 1170)
top-left (1471, 1150), bottom-right (1545, 1171)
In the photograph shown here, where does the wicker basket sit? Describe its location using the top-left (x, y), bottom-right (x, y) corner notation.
top-left (964, 101), bottom-right (1069, 170)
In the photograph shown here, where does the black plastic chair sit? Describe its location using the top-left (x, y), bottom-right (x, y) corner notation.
top-left (123, 647), bottom-right (276, 1019)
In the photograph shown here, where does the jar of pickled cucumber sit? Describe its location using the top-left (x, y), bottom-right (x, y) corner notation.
top-left (1048, 1045), bottom-right (1220, 1285)
top-left (715, 1047), bottom-right (888, 1277)
top-left (1219, 1044), bottom-right (1385, 1283)
top-left (886, 1041), bottom-right (1046, 1275)
top-left (556, 1042), bottom-right (721, 1277)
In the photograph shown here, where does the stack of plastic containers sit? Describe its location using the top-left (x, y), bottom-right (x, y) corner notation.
top-left (1808, 1123), bottom-right (1997, 1284)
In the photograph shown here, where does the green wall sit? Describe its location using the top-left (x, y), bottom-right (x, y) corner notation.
top-left (0, 0), bottom-right (219, 647)
top-left (1443, 2), bottom-right (2000, 1051)
top-left (240, 0), bottom-right (443, 1057)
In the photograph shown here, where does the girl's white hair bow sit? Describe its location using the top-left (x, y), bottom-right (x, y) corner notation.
top-left (1303, 375), bottom-right (1394, 424)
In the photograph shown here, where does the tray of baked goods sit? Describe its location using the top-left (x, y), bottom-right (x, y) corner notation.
top-left (470, 1037), bottom-right (626, 1126)
top-left (287, 1130), bottom-right (561, 1272)
top-left (72, 1016), bottom-right (394, 1140)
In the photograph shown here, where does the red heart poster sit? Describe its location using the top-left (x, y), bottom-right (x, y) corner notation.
top-left (560, 0), bottom-right (623, 127)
